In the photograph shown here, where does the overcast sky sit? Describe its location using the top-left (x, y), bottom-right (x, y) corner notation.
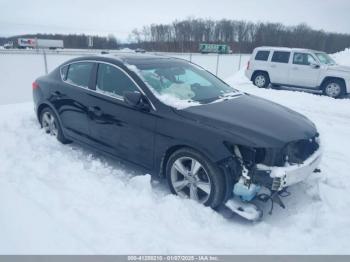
top-left (1, 0), bottom-right (350, 41)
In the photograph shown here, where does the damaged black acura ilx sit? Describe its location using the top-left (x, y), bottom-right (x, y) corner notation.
top-left (32, 54), bottom-right (322, 221)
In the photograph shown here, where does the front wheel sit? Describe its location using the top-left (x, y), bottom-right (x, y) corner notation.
top-left (252, 72), bottom-right (270, 88)
top-left (322, 79), bottom-right (345, 98)
top-left (166, 148), bottom-right (225, 208)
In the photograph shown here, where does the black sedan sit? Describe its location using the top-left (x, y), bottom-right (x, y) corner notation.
top-left (32, 54), bottom-right (322, 220)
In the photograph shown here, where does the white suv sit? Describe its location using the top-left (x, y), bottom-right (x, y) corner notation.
top-left (245, 46), bottom-right (350, 98)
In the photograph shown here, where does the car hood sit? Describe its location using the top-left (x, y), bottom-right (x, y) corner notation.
top-left (176, 94), bottom-right (317, 148)
top-left (327, 64), bottom-right (350, 73)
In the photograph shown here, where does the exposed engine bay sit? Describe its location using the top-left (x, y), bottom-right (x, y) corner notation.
top-left (220, 134), bottom-right (322, 221)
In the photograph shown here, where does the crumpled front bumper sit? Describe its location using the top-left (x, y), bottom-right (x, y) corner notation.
top-left (256, 145), bottom-right (322, 191)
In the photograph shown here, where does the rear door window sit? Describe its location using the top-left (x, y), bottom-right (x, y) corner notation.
top-left (255, 51), bottom-right (270, 61)
top-left (96, 63), bottom-right (139, 98)
top-left (66, 62), bottom-right (94, 88)
top-left (271, 51), bottom-right (291, 63)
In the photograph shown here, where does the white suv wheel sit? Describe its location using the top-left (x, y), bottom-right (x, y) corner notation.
top-left (325, 82), bottom-right (341, 98)
top-left (253, 72), bottom-right (270, 88)
top-left (255, 75), bottom-right (266, 87)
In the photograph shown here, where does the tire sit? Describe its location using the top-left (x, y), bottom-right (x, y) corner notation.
top-left (40, 107), bottom-right (71, 144)
top-left (252, 72), bottom-right (270, 88)
top-left (322, 79), bottom-right (345, 98)
top-left (166, 148), bottom-right (225, 208)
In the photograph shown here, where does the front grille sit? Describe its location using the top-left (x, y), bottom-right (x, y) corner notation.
top-left (285, 136), bottom-right (319, 164)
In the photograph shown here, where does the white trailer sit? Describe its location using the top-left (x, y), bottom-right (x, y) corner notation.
top-left (17, 38), bottom-right (64, 49)
top-left (36, 39), bottom-right (64, 49)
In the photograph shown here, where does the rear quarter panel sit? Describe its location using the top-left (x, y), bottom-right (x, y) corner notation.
top-left (249, 49), bottom-right (273, 81)
top-left (33, 72), bottom-right (58, 117)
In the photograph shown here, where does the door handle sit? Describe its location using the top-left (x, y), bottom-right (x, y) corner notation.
top-left (292, 67), bottom-right (299, 70)
top-left (88, 106), bottom-right (103, 117)
top-left (271, 65), bottom-right (276, 68)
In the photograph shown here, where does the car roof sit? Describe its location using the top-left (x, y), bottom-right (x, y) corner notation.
top-left (254, 46), bottom-right (323, 53)
top-left (64, 52), bottom-right (183, 66)
top-left (109, 52), bottom-right (179, 64)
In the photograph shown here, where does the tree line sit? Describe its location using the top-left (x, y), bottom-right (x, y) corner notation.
top-left (1, 19), bottom-right (349, 53)
top-left (128, 18), bottom-right (350, 53)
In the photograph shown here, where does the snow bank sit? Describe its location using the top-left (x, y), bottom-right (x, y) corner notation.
top-left (0, 103), bottom-right (227, 254)
top-left (332, 48), bottom-right (350, 66)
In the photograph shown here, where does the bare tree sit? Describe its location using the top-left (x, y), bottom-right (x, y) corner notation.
top-left (127, 18), bottom-right (350, 53)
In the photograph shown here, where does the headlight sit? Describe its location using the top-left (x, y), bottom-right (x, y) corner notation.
top-left (224, 142), bottom-right (266, 167)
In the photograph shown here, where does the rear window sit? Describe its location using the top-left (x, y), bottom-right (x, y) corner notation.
top-left (255, 51), bottom-right (270, 61)
top-left (271, 51), bottom-right (290, 63)
top-left (66, 62), bottom-right (94, 88)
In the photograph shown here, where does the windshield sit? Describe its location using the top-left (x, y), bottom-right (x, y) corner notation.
top-left (315, 53), bottom-right (336, 65)
top-left (129, 60), bottom-right (237, 106)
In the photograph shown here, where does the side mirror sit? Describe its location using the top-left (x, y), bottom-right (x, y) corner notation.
top-left (124, 91), bottom-right (150, 111)
top-left (310, 62), bottom-right (320, 69)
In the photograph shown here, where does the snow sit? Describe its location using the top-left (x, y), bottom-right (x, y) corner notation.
top-left (1, 50), bottom-right (350, 254)
top-left (0, 53), bottom-right (80, 105)
top-left (118, 48), bottom-right (134, 52)
top-left (153, 93), bottom-right (201, 110)
top-left (331, 48), bottom-right (350, 66)
top-left (0, 54), bottom-right (45, 105)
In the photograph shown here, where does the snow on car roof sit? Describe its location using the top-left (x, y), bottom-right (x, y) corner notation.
top-left (97, 52), bottom-right (181, 64)
top-left (254, 46), bottom-right (323, 53)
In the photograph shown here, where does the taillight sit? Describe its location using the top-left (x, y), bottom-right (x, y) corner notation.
top-left (32, 81), bottom-right (39, 90)
top-left (246, 61), bottom-right (250, 70)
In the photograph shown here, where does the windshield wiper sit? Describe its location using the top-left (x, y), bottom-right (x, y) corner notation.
top-left (201, 93), bottom-right (241, 104)
top-left (220, 92), bottom-right (241, 98)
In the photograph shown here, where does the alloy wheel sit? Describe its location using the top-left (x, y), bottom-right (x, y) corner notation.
top-left (41, 111), bottom-right (58, 137)
top-left (255, 75), bottom-right (266, 88)
top-left (170, 156), bottom-right (212, 203)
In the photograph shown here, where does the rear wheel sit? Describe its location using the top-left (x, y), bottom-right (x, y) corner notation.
top-left (322, 79), bottom-right (345, 98)
top-left (166, 148), bottom-right (225, 208)
top-left (252, 72), bottom-right (270, 88)
top-left (40, 107), bottom-right (71, 144)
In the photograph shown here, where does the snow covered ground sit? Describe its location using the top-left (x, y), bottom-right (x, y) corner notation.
top-left (1, 51), bottom-right (350, 254)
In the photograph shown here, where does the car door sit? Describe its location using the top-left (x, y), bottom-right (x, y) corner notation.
top-left (268, 51), bottom-right (291, 84)
top-left (289, 52), bottom-right (320, 88)
top-left (50, 61), bottom-right (94, 142)
top-left (86, 62), bottom-right (156, 169)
